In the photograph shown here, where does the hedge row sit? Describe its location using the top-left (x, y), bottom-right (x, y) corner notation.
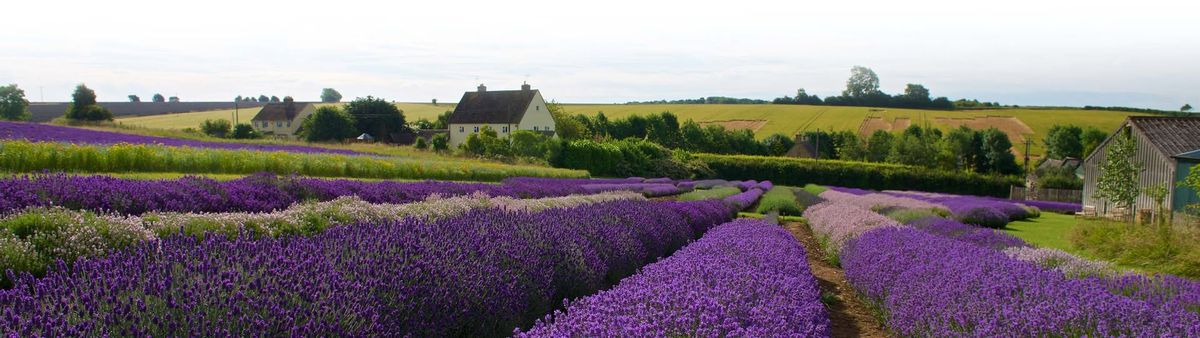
top-left (696, 154), bottom-right (1020, 197)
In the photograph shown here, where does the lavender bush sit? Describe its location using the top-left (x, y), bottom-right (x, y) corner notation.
top-left (0, 199), bottom-right (735, 336)
top-left (803, 201), bottom-right (900, 261)
top-left (0, 120), bottom-right (362, 155)
top-left (516, 219), bottom-right (830, 337)
top-left (0, 173), bottom-right (667, 215)
top-left (883, 190), bottom-right (1037, 226)
top-left (906, 216), bottom-right (1029, 250)
top-left (722, 187), bottom-right (765, 211)
top-left (1003, 247), bottom-right (1118, 278)
top-left (819, 189), bottom-right (942, 211)
top-left (842, 227), bottom-right (1200, 337)
top-left (1013, 199), bottom-right (1083, 214)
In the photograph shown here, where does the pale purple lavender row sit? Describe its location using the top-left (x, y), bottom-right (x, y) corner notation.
top-left (1001, 198), bottom-right (1083, 214)
top-left (0, 199), bottom-right (736, 336)
top-left (818, 189), bottom-right (942, 211)
top-left (516, 219), bottom-right (830, 337)
top-left (0, 121), bottom-right (363, 155)
top-left (802, 201), bottom-right (901, 255)
top-left (842, 227), bottom-right (1200, 337)
top-left (0, 173), bottom-right (679, 215)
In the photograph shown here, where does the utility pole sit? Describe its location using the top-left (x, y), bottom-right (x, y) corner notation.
top-left (1023, 137), bottom-right (1032, 173)
top-left (815, 128), bottom-right (821, 160)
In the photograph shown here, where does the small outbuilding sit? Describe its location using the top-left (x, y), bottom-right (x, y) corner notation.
top-left (1081, 116), bottom-right (1200, 220)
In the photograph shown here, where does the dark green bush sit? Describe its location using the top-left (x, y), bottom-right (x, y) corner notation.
top-left (696, 154), bottom-right (1021, 197)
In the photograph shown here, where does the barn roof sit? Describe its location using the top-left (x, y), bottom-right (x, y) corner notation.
top-left (251, 102), bottom-right (311, 122)
top-left (1176, 148), bottom-right (1200, 161)
top-left (448, 89), bottom-right (538, 124)
top-left (1129, 116), bottom-right (1200, 158)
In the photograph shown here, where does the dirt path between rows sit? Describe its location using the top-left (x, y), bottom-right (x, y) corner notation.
top-left (784, 221), bottom-right (888, 338)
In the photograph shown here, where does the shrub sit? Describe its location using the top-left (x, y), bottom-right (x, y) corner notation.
top-left (697, 153), bottom-right (1021, 197)
top-left (754, 186), bottom-right (804, 216)
top-left (555, 139), bottom-right (699, 179)
top-left (956, 207), bottom-right (1009, 228)
top-left (200, 119), bottom-right (232, 138)
top-left (414, 137), bottom-right (428, 150)
top-left (431, 133), bottom-right (449, 152)
top-left (64, 104), bottom-right (113, 121)
top-left (230, 123), bottom-right (260, 139)
top-left (302, 106), bottom-right (357, 142)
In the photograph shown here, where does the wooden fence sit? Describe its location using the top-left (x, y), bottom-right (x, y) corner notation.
top-left (1009, 186), bottom-right (1083, 203)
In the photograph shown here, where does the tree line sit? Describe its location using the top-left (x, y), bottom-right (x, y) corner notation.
top-left (625, 97), bottom-right (769, 105)
top-left (771, 66), bottom-right (956, 110)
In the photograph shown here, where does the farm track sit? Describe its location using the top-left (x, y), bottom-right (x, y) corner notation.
top-left (785, 221), bottom-right (887, 338)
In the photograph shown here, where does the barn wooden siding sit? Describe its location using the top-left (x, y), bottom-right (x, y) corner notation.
top-left (1082, 123), bottom-right (1178, 214)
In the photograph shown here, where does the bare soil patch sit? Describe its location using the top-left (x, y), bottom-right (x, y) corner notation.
top-left (857, 117), bottom-right (911, 137)
top-left (699, 119), bottom-right (768, 132)
top-left (785, 221), bottom-right (888, 338)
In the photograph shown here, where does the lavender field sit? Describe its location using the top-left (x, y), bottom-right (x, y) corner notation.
top-left (0, 121), bottom-right (361, 155)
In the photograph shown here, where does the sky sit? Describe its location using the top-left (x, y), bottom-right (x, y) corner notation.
top-left (2, 0), bottom-right (1198, 110)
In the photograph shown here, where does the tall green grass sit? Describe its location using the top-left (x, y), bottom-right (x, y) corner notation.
top-left (754, 186), bottom-right (804, 216)
top-left (677, 187), bottom-right (741, 201)
top-left (0, 140), bottom-right (587, 181)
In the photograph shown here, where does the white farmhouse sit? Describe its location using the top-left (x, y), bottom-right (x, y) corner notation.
top-left (447, 83), bottom-right (556, 148)
top-left (250, 99), bottom-right (315, 140)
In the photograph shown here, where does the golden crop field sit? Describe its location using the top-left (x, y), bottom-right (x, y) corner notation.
top-left (560, 104), bottom-right (1145, 158)
top-left (116, 103), bottom-right (455, 130)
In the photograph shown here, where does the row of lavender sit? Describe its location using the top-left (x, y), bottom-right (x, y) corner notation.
top-left (827, 186), bottom-right (1081, 228)
top-left (517, 219), bottom-right (829, 337)
top-left (1, 199), bottom-right (738, 336)
top-left (804, 191), bottom-right (1200, 335)
top-left (0, 121), bottom-right (363, 155)
top-left (0, 173), bottom-right (703, 215)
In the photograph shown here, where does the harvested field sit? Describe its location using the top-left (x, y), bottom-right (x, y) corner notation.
top-left (699, 119), bottom-right (768, 132)
top-left (857, 116), bottom-right (911, 137)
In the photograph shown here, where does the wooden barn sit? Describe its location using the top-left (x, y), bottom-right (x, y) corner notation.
top-left (1081, 116), bottom-right (1200, 221)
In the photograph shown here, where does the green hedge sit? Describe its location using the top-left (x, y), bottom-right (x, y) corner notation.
top-left (0, 140), bottom-right (587, 181)
top-left (696, 153), bottom-right (1021, 197)
top-left (555, 139), bottom-right (700, 178)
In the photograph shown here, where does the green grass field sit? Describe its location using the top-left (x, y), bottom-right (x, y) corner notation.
top-left (1003, 212), bottom-right (1078, 251)
top-left (116, 103), bottom-right (455, 130)
top-left (561, 104), bottom-right (1145, 158)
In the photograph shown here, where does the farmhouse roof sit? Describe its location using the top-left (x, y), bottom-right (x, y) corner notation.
top-left (448, 89), bottom-right (538, 124)
top-left (1128, 116), bottom-right (1200, 158)
top-left (252, 102), bottom-right (310, 122)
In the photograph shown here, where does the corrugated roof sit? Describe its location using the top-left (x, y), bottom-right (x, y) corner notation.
top-left (1128, 116), bottom-right (1200, 159)
top-left (448, 89), bottom-right (537, 124)
top-left (252, 102), bottom-right (311, 122)
top-left (1176, 148), bottom-right (1200, 160)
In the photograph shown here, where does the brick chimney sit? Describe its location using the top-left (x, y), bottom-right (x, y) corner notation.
top-left (521, 82), bottom-right (531, 92)
top-left (477, 84), bottom-right (487, 92)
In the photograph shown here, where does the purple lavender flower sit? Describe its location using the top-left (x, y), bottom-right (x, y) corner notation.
top-left (516, 219), bottom-right (830, 337)
top-left (0, 121), bottom-right (364, 155)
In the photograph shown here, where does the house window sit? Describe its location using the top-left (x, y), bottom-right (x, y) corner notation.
top-left (536, 105), bottom-right (540, 111)
top-left (474, 126), bottom-right (479, 132)
top-left (286, 121), bottom-right (291, 127)
top-left (502, 126), bottom-right (509, 133)
top-left (276, 121), bottom-right (282, 128)
top-left (533, 126), bottom-right (539, 131)
top-left (546, 126), bottom-right (553, 131)
top-left (459, 127), bottom-right (465, 132)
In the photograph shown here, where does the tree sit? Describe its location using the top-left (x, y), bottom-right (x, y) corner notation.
top-left (200, 119), bottom-right (233, 138)
top-left (345, 96), bottom-right (408, 142)
top-left (270, 96), bottom-right (280, 103)
top-left (978, 128), bottom-right (1020, 175)
top-left (1143, 184), bottom-right (1169, 226)
top-left (301, 106), bottom-right (358, 142)
top-left (0, 84), bottom-right (30, 121)
top-left (866, 130), bottom-right (894, 163)
top-left (72, 84), bottom-right (97, 107)
top-left (547, 101), bottom-right (585, 140)
top-left (230, 123), bottom-right (260, 139)
top-left (431, 98), bottom-right (438, 106)
top-left (1183, 104), bottom-right (1193, 112)
top-left (1184, 165), bottom-right (1200, 215)
top-left (168, 96), bottom-right (180, 103)
top-left (431, 133), bottom-right (449, 152)
top-left (762, 133), bottom-right (795, 156)
top-left (235, 95), bottom-right (243, 102)
top-left (1044, 124), bottom-right (1084, 159)
top-left (152, 93), bottom-right (165, 103)
top-left (1095, 129), bottom-right (1142, 222)
top-left (65, 84), bottom-right (113, 121)
top-left (942, 126), bottom-right (980, 171)
top-left (842, 66), bottom-right (881, 99)
top-left (1081, 127), bottom-right (1109, 158)
top-left (258, 95), bottom-right (270, 103)
top-left (128, 95), bottom-right (140, 102)
top-left (320, 88), bottom-right (343, 103)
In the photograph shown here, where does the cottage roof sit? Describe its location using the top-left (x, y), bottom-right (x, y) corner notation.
top-left (1128, 117), bottom-right (1200, 158)
top-left (448, 89), bottom-right (538, 124)
top-left (251, 102), bottom-right (310, 122)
